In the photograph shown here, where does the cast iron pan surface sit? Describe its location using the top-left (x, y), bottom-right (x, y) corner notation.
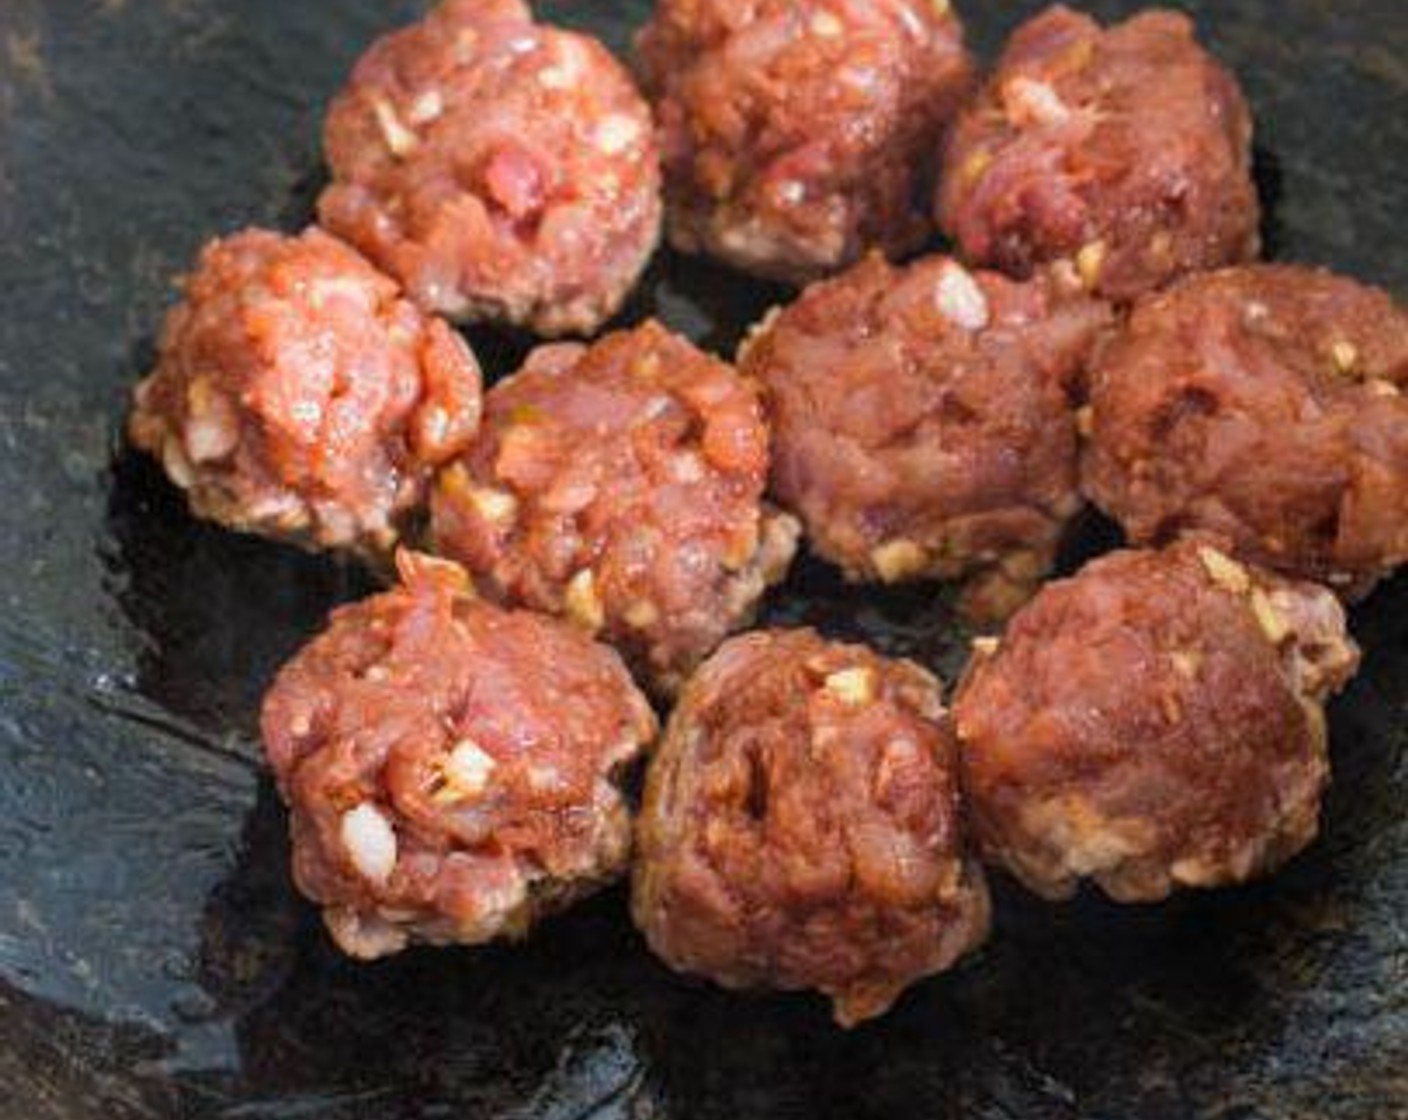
top-left (0, 1), bottom-right (1404, 1117)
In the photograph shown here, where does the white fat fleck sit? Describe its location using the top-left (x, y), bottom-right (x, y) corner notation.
top-left (565, 568), bottom-right (605, 632)
top-left (1005, 77), bottom-right (1071, 126)
top-left (444, 739), bottom-right (497, 797)
top-left (810, 10), bottom-right (844, 38)
top-left (935, 261), bottom-right (990, 330)
top-left (407, 89), bottom-right (444, 125)
top-left (341, 804), bottom-right (398, 886)
top-left (671, 452), bottom-right (706, 484)
top-left (594, 113), bottom-right (642, 155)
top-left (161, 437), bottom-right (195, 490)
top-left (469, 485), bottom-right (519, 523)
top-left (372, 97), bottom-right (419, 157)
top-left (1197, 545), bottom-right (1250, 595)
top-left (184, 412), bottom-right (237, 463)
top-left (775, 179), bottom-right (806, 205)
top-left (825, 666), bottom-right (877, 706)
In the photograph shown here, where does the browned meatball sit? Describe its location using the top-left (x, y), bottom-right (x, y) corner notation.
top-left (128, 227), bottom-right (482, 557)
top-left (261, 551), bottom-right (657, 959)
top-left (637, 0), bottom-right (974, 283)
top-left (318, 0), bottom-right (661, 336)
top-left (938, 6), bottom-right (1258, 301)
top-left (741, 253), bottom-right (1111, 620)
top-left (953, 541), bottom-right (1360, 903)
top-left (633, 628), bottom-right (990, 1026)
top-left (430, 320), bottom-right (799, 693)
top-left (1081, 265), bottom-right (1408, 595)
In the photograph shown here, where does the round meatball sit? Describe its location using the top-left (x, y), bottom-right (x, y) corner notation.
top-left (741, 253), bottom-right (1111, 620)
top-left (318, 0), bottom-right (662, 336)
top-left (938, 6), bottom-right (1258, 301)
top-left (637, 0), bottom-right (974, 283)
top-left (430, 320), bottom-right (800, 692)
top-left (953, 541), bottom-right (1360, 903)
top-left (634, 629), bottom-right (989, 1026)
top-left (1081, 265), bottom-right (1408, 595)
top-left (128, 227), bottom-right (482, 556)
top-left (261, 551), bottom-right (657, 959)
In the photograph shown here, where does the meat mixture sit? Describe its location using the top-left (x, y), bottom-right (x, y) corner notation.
top-left (633, 628), bottom-right (990, 1026)
top-left (741, 253), bottom-right (1111, 620)
top-left (938, 6), bottom-right (1258, 301)
top-left (1081, 264), bottom-right (1408, 595)
top-left (953, 541), bottom-right (1360, 903)
top-left (637, 0), bottom-right (974, 283)
top-left (318, 0), bottom-right (661, 336)
top-left (430, 320), bottom-right (799, 693)
top-left (261, 551), bottom-right (657, 959)
top-left (128, 227), bottom-right (482, 557)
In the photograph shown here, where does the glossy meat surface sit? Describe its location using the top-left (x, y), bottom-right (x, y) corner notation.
top-left (431, 320), bottom-right (798, 692)
top-left (954, 541), bottom-right (1360, 902)
top-left (261, 551), bottom-right (657, 959)
top-left (1082, 264), bottom-right (1408, 593)
top-left (634, 628), bottom-right (990, 1026)
top-left (319, 0), bottom-right (661, 335)
top-left (129, 227), bottom-right (482, 557)
top-left (741, 253), bottom-right (1110, 620)
top-left (638, 0), bottom-right (973, 282)
top-left (938, 6), bottom-right (1258, 301)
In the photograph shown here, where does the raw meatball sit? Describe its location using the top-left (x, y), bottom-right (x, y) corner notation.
top-left (261, 551), bottom-right (657, 959)
top-left (741, 253), bottom-right (1111, 620)
top-left (430, 320), bottom-right (799, 692)
top-left (637, 0), bottom-right (974, 283)
top-left (633, 628), bottom-right (990, 1026)
top-left (953, 541), bottom-right (1360, 903)
top-left (318, 0), bottom-right (661, 336)
top-left (129, 227), bottom-right (482, 557)
top-left (1081, 265), bottom-right (1408, 595)
top-left (938, 6), bottom-right (1258, 301)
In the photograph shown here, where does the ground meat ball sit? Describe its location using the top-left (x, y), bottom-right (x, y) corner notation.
top-left (1081, 265), bottom-right (1408, 595)
top-left (430, 320), bottom-right (800, 693)
top-left (953, 541), bottom-right (1360, 903)
top-left (637, 0), bottom-right (974, 283)
top-left (633, 628), bottom-right (990, 1026)
top-left (261, 551), bottom-right (657, 959)
top-left (741, 253), bottom-right (1111, 620)
top-left (318, 0), bottom-right (661, 336)
top-left (938, 6), bottom-right (1258, 301)
top-left (128, 227), bottom-right (482, 556)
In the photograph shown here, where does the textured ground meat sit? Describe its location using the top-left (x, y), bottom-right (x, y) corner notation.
top-left (953, 541), bottom-right (1359, 903)
top-left (938, 6), bottom-right (1258, 302)
top-left (741, 253), bottom-right (1111, 620)
top-left (318, 0), bottom-right (661, 336)
top-left (633, 628), bottom-right (989, 1026)
top-left (1081, 265), bottom-right (1408, 595)
top-left (261, 551), bottom-right (657, 960)
top-left (430, 320), bottom-right (799, 693)
top-left (128, 227), bottom-right (482, 557)
top-left (637, 0), bottom-right (974, 283)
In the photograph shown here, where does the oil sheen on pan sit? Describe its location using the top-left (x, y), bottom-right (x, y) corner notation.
top-left (0, 1), bottom-right (1404, 1119)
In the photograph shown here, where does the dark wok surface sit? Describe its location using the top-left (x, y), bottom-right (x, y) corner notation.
top-left (0, 1), bottom-right (1404, 1117)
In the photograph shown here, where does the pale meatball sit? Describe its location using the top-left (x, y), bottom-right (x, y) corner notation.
top-left (430, 320), bottom-right (799, 692)
top-left (128, 227), bottom-right (482, 557)
top-left (261, 551), bottom-right (657, 959)
top-left (319, 0), bottom-right (662, 335)
top-left (638, 0), bottom-right (974, 282)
